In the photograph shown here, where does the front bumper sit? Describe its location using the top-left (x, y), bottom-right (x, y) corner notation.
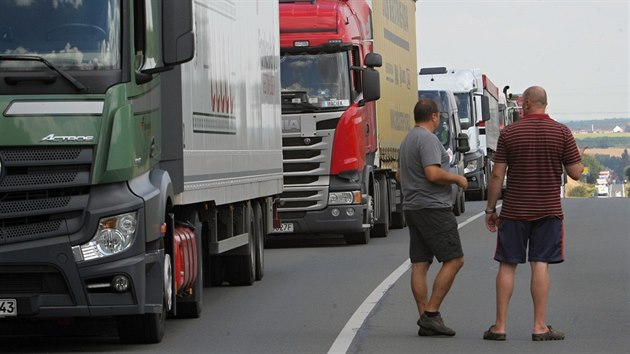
top-left (274, 204), bottom-right (365, 235)
top-left (0, 235), bottom-right (163, 318)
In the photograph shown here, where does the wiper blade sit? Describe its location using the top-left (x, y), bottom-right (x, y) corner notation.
top-left (0, 54), bottom-right (88, 92)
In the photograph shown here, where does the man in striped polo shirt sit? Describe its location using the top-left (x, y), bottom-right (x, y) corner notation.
top-left (482, 86), bottom-right (585, 342)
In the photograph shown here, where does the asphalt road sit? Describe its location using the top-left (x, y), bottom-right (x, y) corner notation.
top-left (1, 198), bottom-right (629, 354)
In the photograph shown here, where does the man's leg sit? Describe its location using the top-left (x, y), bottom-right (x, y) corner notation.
top-left (493, 262), bottom-right (517, 334)
top-left (411, 261), bottom-right (430, 316)
top-left (530, 261), bottom-right (550, 334)
top-left (425, 256), bottom-right (464, 312)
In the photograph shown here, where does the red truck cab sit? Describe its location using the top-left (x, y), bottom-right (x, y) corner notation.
top-left (275, 0), bottom-right (381, 244)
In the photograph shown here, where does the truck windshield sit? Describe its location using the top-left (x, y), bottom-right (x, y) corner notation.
top-left (454, 93), bottom-right (471, 129)
top-left (280, 52), bottom-right (351, 112)
top-left (0, 0), bottom-right (120, 71)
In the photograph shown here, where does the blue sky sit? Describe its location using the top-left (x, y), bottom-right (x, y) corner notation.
top-left (416, 1), bottom-right (629, 121)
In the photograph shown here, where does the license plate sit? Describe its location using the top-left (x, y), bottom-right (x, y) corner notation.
top-left (0, 299), bottom-right (17, 317)
top-left (273, 223), bottom-right (294, 233)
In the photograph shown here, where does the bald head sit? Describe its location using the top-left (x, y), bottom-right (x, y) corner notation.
top-left (522, 86), bottom-right (548, 114)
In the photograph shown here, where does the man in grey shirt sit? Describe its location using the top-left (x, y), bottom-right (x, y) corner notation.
top-left (397, 99), bottom-right (468, 337)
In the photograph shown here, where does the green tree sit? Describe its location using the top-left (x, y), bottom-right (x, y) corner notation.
top-left (582, 154), bottom-right (603, 184)
top-left (622, 149), bottom-right (630, 181)
top-left (567, 184), bottom-right (594, 198)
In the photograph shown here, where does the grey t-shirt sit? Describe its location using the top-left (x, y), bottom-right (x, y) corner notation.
top-left (398, 127), bottom-right (452, 210)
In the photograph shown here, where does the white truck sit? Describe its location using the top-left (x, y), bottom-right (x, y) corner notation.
top-left (597, 171), bottom-right (611, 197)
top-left (418, 89), bottom-right (470, 215)
top-left (418, 67), bottom-right (501, 200)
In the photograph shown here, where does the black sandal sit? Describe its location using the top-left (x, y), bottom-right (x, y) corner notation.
top-left (532, 325), bottom-right (564, 341)
top-left (483, 325), bottom-right (506, 341)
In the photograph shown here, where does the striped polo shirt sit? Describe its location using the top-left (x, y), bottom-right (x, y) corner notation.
top-left (493, 114), bottom-right (582, 220)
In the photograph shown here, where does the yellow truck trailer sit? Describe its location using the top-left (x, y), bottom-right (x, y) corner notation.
top-left (371, 0), bottom-right (418, 230)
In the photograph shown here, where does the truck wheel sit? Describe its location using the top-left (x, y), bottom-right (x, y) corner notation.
top-left (344, 196), bottom-right (372, 244)
top-left (372, 213), bottom-right (389, 237)
top-left (390, 211), bottom-right (405, 229)
top-left (344, 229), bottom-right (369, 245)
top-left (225, 204), bottom-right (255, 286)
top-left (453, 194), bottom-right (462, 216)
top-left (117, 253), bottom-right (170, 343)
top-left (372, 176), bottom-right (390, 237)
top-left (253, 201), bottom-right (265, 281)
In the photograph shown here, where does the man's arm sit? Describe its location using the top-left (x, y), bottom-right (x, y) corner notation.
top-left (566, 146), bottom-right (587, 181)
top-left (485, 162), bottom-right (507, 232)
top-left (424, 165), bottom-right (468, 189)
top-left (486, 162), bottom-right (507, 211)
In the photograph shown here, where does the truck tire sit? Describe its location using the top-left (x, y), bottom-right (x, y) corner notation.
top-left (344, 229), bottom-right (369, 245)
top-left (253, 201), bottom-right (265, 281)
top-left (344, 195), bottom-right (372, 244)
top-left (225, 204), bottom-right (255, 286)
top-left (117, 306), bottom-right (166, 344)
top-left (372, 212), bottom-right (389, 237)
top-left (453, 194), bottom-right (462, 216)
top-left (390, 211), bottom-right (405, 229)
top-left (372, 175), bottom-right (390, 238)
top-left (117, 253), bottom-right (170, 343)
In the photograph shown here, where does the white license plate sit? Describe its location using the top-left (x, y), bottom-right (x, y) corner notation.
top-left (273, 223), bottom-right (294, 233)
top-left (0, 299), bottom-right (17, 317)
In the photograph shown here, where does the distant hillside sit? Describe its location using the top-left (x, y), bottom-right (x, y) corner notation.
top-left (559, 118), bottom-right (630, 132)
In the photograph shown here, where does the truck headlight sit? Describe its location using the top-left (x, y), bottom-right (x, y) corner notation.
top-left (328, 191), bottom-right (361, 205)
top-left (73, 212), bottom-right (138, 262)
top-left (464, 160), bottom-right (478, 174)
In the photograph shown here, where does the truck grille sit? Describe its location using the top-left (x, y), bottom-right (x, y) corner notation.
top-left (0, 265), bottom-right (69, 294)
top-left (0, 147), bottom-right (92, 246)
top-left (279, 112), bottom-right (339, 212)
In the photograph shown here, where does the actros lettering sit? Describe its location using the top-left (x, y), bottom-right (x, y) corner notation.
top-left (41, 134), bottom-right (94, 142)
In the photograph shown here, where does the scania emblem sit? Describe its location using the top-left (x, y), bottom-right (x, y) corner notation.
top-left (282, 118), bottom-right (301, 133)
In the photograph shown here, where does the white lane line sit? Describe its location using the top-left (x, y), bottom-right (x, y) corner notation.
top-left (327, 260), bottom-right (411, 354)
top-left (327, 206), bottom-right (498, 354)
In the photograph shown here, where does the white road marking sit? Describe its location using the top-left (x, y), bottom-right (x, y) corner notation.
top-left (327, 207), bottom-right (497, 354)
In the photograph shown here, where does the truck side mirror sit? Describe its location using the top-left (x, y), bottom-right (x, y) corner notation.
top-left (364, 53), bottom-right (382, 68)
top-left (362, 68), bottom-right (380, 102)
top-left (481, 96), bottom-right (491, 122)
top-left (162, 0), bottom-right (195, 66)
top-left (456, 133), bottom-right (470, 153)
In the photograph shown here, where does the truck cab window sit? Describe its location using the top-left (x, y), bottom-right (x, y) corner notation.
top-left (454, 93), bottom-right (471, 129)
top-left (0, 0), bottom-right (121, 71)
top-left (435, 112), bottom-right (451, 148)
top-left (280, 52), bottom-right (351, 110)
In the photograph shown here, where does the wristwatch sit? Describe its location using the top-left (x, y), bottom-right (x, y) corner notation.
top-left (485, 207), bottom-right (496, 214)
